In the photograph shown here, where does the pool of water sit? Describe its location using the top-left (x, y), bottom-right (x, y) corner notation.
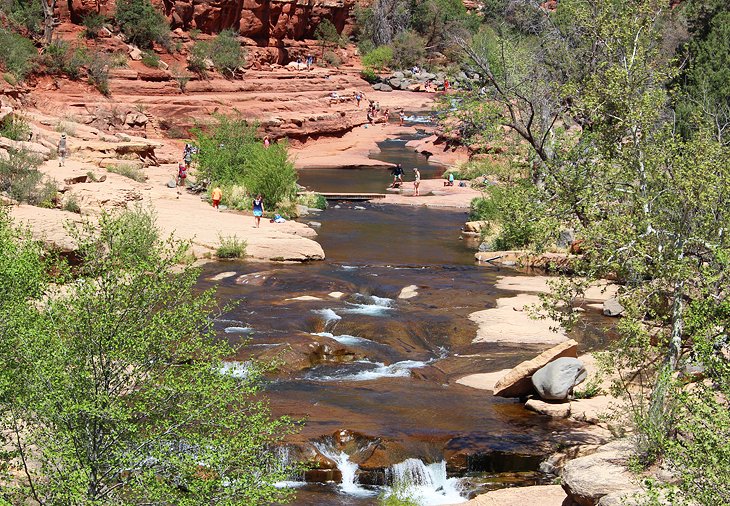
top-left (296, 136), bottom-right (446, 194)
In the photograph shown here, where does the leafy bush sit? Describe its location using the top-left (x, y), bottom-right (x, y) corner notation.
top-left (140, 50), bottom-right (160, 68)
top-left (0, 0), bottom-right (44, 35)
top-left (86, 51), bottom-right (110, 95)
top-left (0, 149), bottom-right (58, 207)
top-left (391, 30), bottom-right (426, 69)
top-left (115, 0), bottom-right (170, 49)
top-left (469, 181), bottom-right (558, 251)
top-left (106, 163), bottom-right (146, 182)
top-left (216, 235), bottom-right (247, 259)
top-left (0, 29), bottom-right (37, 81)
top-left (362, 45), bottom-right (393, 70)
top-left (360, 67), bottom-right (379, 83)
top-left (63, 193), bottom-right (81, 214)
top-left (189, 31), bottom-right (246, 78)
top-left (43, 40), bottom-right (87, 79)
top-left (297, 192), bottom-right (327, 210)
top-left (193, 115), bottom-right (297, 207)
top-left (323, 50), bottom-right (341, 67)
top-left (0, 114), bottom-right (31, 141)
top-left (82, 12), bottom-right (106, 39)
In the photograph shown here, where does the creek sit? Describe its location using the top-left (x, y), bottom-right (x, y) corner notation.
top-left (197, 136), bottom-right (610, 505)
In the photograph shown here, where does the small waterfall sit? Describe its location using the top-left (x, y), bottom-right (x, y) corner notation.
top-left (272, 446), bottom-right (306, 489)
top-left (385, 459), bottom-right (466, 505)
top-left (313, 442), bottom-right (376, 497)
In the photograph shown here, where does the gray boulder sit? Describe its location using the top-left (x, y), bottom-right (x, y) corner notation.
top-left (602, 298), bottom-right (624, 317)
top-left (557, 228), bottom-right (575, 249)
top-left (531, 357), bottom-right (587, 400)
top-left (388, 77), bottom-right (402, 89)
top-left (166, 179), bottom-right (177, 188)
top-left (392, 71), bottom-right (404, 79)
top-left (372, 83), bottom-right (393, 92)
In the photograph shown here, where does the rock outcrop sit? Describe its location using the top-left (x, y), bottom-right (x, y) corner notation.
top-left (492, 339), bottom-right (578, 397)
top-left (561, 439), bottom-right (637, 506)
top-left (61, 0), bottom-right (357, 42)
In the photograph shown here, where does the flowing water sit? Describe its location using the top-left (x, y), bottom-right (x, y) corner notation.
top-left (198, 138), bottom-right (612, 505)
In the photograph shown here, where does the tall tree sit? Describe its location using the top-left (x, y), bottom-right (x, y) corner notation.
top-left (0, 208), bottom-right (296, 505)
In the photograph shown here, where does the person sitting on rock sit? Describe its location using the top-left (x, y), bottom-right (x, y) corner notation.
top-left (444, 172), bottom-right (455, 186)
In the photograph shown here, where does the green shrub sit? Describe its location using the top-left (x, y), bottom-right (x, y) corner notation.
top-left (323, 50), bottom-right (341, 67)
top-left (1, 0), bottom-right (44, 35)
top-left (86, 171), bottom-right (98, 182)
top-left (115, 0), bottom-right (170, 49)
top-left (0, 114), bottom-right (31, 141)
top-left (474, 181), bottom-right (558, 252)
top-left (140, 50), bottom-right (160, 68)
top-left (106, 163), bottom-right (146, 182)
top-left (63, 193), bottom-right (81, 214)
top-left (573, 374), bottom-right (604, 399)
top-left (216, 235), bottom-right (247, 259)
top-left (360, 67), bottom-right (379, 83)
top-left (189, 31), bottom-right (246, 78)
top-left (361, 45), bottom-right (393, 70)
top-left (82, 12), bottom-right (106, 39)
top-left (3, 73), bottom-right (18, 86)
top-left (87, 52), bottom-right (110, 95)
top-left (193, 115), bottom-right (297, 207)
top-left (43, 41), bottom-right (87, 79)
top-left (0, 29), bottom-right (37, 81)
top-left (391, 30), bottom-right (426, 69)
top-left (188, 28), bottom-right (201, 40)
top-left (297, 192), bottom-right (327, 210)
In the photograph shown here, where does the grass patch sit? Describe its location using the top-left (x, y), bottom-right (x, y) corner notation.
top-left (63, 193), bottom-right (81, 214)
top-left (106, 164), bottom-right (146, 182)
top-left (216, 235), bottom-right (247, 259)
top-left (140, 51), bottom-right (160, 68)
top-left (0, 114), bottom-right (31, 141)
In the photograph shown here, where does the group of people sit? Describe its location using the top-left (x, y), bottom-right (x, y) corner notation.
top-left (295, 54), bottom-right (315, 70)
top-left (390, 164), bottom-right (421, 196)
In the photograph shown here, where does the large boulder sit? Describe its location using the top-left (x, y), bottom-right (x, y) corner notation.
top-left (602, 298), bottom-right (624, 317)
top-left (463, 220), bottom-right (489, 233)
top-left (532, 357), bottom-right (587, 400)
top-left (493, 339), bottom-right (578, 397)
top-left (562, 439), bottom-right (637, 506)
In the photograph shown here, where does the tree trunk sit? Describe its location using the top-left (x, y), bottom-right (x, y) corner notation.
top-left (41, 0), bottom-right (57, 46)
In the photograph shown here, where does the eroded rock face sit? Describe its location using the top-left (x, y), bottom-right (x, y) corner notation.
top-left (62, 0), bottom-right (356, 41)
top-left (561, 439), bottom-right (637, 506)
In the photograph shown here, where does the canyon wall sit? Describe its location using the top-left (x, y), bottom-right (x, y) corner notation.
top-left (61, 0), bottom-right (358, 42)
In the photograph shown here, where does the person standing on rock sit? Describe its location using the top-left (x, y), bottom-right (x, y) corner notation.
top-left (307, 54), bottom-right (313, 70)
top-left (355, 91), bottom-right (363, 108)
top-left (211, 186), bottom-right (222, 211)
top-left (443, 78), bottom-right (450, 92)
top-left (57, 133), bottom-right (67, 167)
top-left (399, 110), bottom-right (405, 126)
top-left (413, 168), bottom-right (421, 196)
top-left (252, 193), bottom-right (265, 228)
top-left (263, 135), bottom-right (270, 148)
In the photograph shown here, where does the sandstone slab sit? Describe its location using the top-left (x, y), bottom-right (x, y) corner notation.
top-left (525, 398), bottom-right (571, 418)
top-left (492, 339), bottom-right (578, 397)
top-left (449, 484), bottom-right (567, 506)
top-left (562, 439), bottom-right (637, 506)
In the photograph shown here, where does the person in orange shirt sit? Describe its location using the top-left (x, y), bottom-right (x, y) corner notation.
top-left (211, 186), bottom-right (223, 211)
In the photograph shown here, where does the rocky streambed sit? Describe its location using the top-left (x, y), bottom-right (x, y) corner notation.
top-left (198, 200), bottom-right (617, 505)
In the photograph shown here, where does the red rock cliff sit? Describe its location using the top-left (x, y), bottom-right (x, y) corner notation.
top-left (62, 0), bottom-right (357, 42)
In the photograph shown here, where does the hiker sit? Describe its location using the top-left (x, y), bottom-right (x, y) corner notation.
top-left (264, 135), bottom-right (270, 148)
top-left (443, 78), bottom-right (450, 92)
top-left (176, 163), bottom-right (187, 196)
top-left (355, 91), bottom-right (363, 107)
top-left (413, 168), bottom-right (421, 196)
top-left (184, 148), bottom-right (193, 169)
top-left (399, 110), bottom-right (405, 126)
top-left (252, 193), bottom-right (265, 228)
top-left (391, 164), bottom-right (404, 188)
top-left (211, 186), bottom-right (222, 210)
top-left (307, 54), bottom-right (314, 69)
top-left (57, 133), bottom-right (67, 167)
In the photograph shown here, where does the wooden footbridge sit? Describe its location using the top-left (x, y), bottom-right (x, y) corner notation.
top-left (302, 192), bottom-right (387, 202)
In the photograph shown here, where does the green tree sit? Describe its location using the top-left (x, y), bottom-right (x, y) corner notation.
top-left (115, 0), bottom-right (170, 49)
top-left (314, 18), bottom-right (341, 58)
top-left (0, 208), bottom-right (296, 504)
top-left (193, 115), bottom-right (297, 208)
